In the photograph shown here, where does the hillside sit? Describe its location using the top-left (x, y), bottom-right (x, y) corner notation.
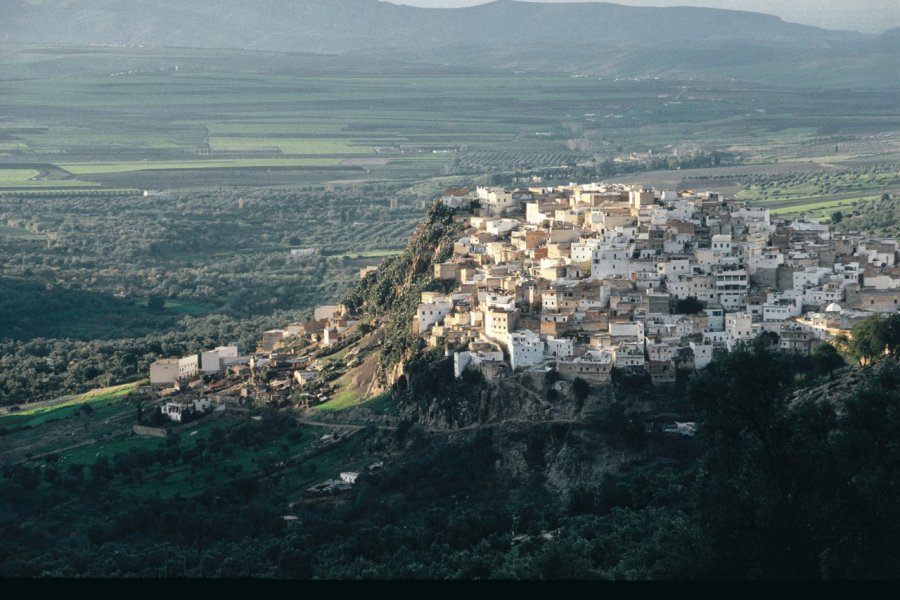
top-left (3, 0), bottom-right (896, 87)
top-left (3, 195), bottom-right (900, 577)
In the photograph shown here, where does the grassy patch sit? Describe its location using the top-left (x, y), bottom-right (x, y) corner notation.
top-left (0, 179), bottom-right (99, 189)
top-left (208, 137), bottom-right (370, 155)
top-left (360, 392), bottom-right (400, 417)
top-left (59, 158), bottom-right (343, 175)
top-left (317, 387), bottom-right (362, 412)
top-left (130, 297), bottom-right (216, 316)
top-left (332, 248), bottom-right (404, 259)
top-left (0, 168), bottom-right (40, 183)
top-left (315, 390), bottom-right (398, 415)
top-left (2, 381), bottom-right (142, 425)
top-left (275, 430), bottom-right (373, 494)
top-left (770, 196), bottom-right (880, 216)
top-left (113, 415), bottom-right (319, 500)
top-left (318, 347), bottom-right (351, 364)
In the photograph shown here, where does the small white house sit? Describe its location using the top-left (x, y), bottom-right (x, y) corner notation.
top-left (162, 397), bottom-right (212, 422)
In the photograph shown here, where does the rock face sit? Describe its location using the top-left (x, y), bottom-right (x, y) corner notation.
top-left (407, 372), bottom-right (612, 430)
top-left (787, 365), bottom-right (862, 413)
top-left (394, 367), bottom-right (657, 501)
top-left (401, 415), bottom-right (661, 506)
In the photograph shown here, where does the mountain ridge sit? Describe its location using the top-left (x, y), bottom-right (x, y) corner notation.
top-left (0, 0), bottom-right (867, 54)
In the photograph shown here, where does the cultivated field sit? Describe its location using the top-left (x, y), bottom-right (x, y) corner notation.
top-left (3, 44), bottom-right (900, 192)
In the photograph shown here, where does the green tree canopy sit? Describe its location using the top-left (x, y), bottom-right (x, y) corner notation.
top-left (812, 342), bottom-right (845, 378)
top-left (674, 296), bottom-right (704, 315)
top-left (848, 314), bottom-right (900, 365)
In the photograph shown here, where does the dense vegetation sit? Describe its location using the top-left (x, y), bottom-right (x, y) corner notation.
top-left (3, 340), bottom-right (898, 579)
top-left (344, 201), bottom-right (461, 379)
top-left (0, 184), bottom-right (422, 404)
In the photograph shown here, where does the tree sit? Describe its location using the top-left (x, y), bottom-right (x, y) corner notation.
top-left (756, 330), bottom-right (780, 348)
top-left (571, 377), bottom-right (590, 402)
top-left (147, 295), bottom-right (166, 313)
top-left (12, 465), bottom-right (40, 491)
top-left (831, 210), bottom-right (843, 224)
top-left (812, 343), bottom-right (845, 379)
top-left (881, 313), bottom-right (900, 357)
top-left (688, 344), bottom-right (818, 578)
top-left (674, 296), bottom-right (703, 315)
top-left (544, 368), bottom-right (562, 385)
top-left (849, 315), bottom-right (887, 365)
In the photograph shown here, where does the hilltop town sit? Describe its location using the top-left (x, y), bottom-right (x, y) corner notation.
top-left (146, 182), bottom-right (899, 421)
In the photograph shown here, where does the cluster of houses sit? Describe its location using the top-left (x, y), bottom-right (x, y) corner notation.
top-left (147, 304), bottom-right (363, 421)
top-left (420, 183), bottom-right (900, 385)
top-left (147, 180), bottom-right (900, 418)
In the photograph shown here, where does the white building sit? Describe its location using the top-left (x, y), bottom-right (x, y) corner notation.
top-left (476, 187), bottom-right (516, 215)
top-left (162, 396), bottom-right (212, 422)
top-left (609, 321), bottom-right (645, 344)
top-left (508, 330), bottom-right (545, 370)
top-left (545, 336), bottom-right (574, 359)
top-left (591, 246), bottom-right (633, 280)
top-left (485, 218), bottom-right (519, 236)
top-left (725, 313), bottom-right (754, 350)
top-left (690, 342), bottom-right (715, 369)
top-left (715, 267), bottom-right (748, 309)
top-left (613, 343), bottom-right (646, 368)
top-left (453, 348), bottom-right (505, 378)
top-left (201, 345), bottom-right (239, 373)
top-left (416, 297), bottom-right (452, 334)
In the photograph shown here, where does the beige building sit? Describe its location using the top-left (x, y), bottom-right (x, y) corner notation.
top-left (558, 350), bottom-right (613, 384)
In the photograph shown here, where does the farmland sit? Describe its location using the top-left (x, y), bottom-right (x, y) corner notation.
top-left (735, 167), bottom-right (900, 218)
top-left (3, 44), bottom-right (900, 193)
top-left (2, 43), bottom-right (900, 405)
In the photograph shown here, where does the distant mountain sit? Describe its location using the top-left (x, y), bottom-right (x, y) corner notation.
top-left (1, 0), bottom-right (894, 86)
top-left (0, 0), bottom-right (861, 52)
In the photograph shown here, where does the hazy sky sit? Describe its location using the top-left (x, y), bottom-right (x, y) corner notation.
top-left (386, 1), bottom-right (900, 33)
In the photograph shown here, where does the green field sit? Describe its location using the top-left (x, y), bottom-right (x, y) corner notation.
top-left (315, 391), bottom-right (400, 416)
top-left (738, 171), bottom-right (900, 203)
top-left (333, 248), bottom-right (404, 260)
top-left (59, 158), bottom-right (343, 175)
top-left (1, 382), bottom-right (142, 427)
top-left (316, 387), bottom-right (362, 412)
top-left (770, 196), bottom-right (881, 217)
top-left (0, 169), bottom-right (40, 183)
top-left (737, 168), bottom-right (900, 218)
